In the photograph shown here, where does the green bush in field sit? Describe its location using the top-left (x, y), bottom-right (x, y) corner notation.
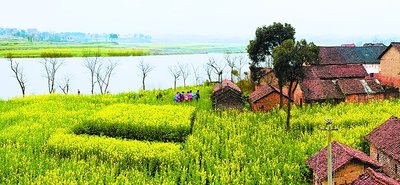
top-left (72, 104), bottom-right (196, 142)
top-left (44, 129), bottom-right (182, 173)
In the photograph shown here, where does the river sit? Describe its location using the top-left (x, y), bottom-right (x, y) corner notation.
top-left (0, 53), bottom-right (249, 99)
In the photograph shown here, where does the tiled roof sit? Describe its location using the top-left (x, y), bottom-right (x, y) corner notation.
top-left (337, 78), bottom-right (385, 95)
top-left (319, 46), bottom-right (387, 65)
top-left (366, 116), bottom-right (400, 162)
top-left (306, 141), bottom-right (381, 182)
top-left (301, 80), bottom-right (344, 101)
top-left (352, 168), bottom-right (400, 185)
top-left (249, 85), bottom-right (291, 103)
top-left (303, 65), bottom-right (368, 80)
top-left (378, 42), bottom-right (400, 59)
top-left (213, 79), bottom-right (242, 93)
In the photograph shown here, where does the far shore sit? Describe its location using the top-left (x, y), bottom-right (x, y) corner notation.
top-left (0, 41), bottom-right (246, 58)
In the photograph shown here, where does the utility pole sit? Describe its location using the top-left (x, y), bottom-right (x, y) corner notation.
top-left (320, 118), bottom-right (338, 185)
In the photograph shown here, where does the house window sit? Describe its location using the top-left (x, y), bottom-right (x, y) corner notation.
top-left (377, 153), bottom-right (379, 162)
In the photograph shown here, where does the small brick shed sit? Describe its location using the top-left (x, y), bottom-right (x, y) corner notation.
top-left (306, 141), bottom-right (381, 185)
top-left (249, 84), bottom-right (292, 111)
top-left (366, 116), bottom-right (400, 181)
top-left (211, 79), bottom-right (244, 110)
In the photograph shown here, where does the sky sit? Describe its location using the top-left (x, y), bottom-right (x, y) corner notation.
top-left (1, 0), bottom-right (400, 44)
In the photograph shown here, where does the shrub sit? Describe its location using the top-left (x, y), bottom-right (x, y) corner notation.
top-left (72, 104), bottom-right (196, 142)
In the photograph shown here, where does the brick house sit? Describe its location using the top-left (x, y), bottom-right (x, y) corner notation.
top-left (295, 64), bottom-right (385, 104)
top-left (212, 79), bottom-right (244, 110)
top-left (366, 116), bottom-right (400, 181)
top-left (377, 42), bottom-right (400, 88)
top-left (352, 167), bottom-right (400, 185)
top-left (318, 45), bottom-right (387, 75)
top-left (299, 79), bottom-right (345, 104)
top-left (337, 78), bottom-right (385, 102)
top-left (306, 141), bottom-right (381, 185)
top-left (249, 84), bottom-right (292, 111)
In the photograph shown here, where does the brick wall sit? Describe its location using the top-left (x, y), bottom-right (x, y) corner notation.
top-left (376, 73), bottom-right (400, 89)
top-left (380, 47), bottom-right (400, 78)
top-left (344, 94), bottom-right (385, 103)
top-left (251, 91), bottom-right (289, 111)
top-left (371, 144), bottom-right (400, 181)
top-left (317, 161), bottom-right (368, 185)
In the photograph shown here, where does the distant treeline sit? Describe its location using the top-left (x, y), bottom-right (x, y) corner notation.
top-left (0, 28), bottom-right (152, 43)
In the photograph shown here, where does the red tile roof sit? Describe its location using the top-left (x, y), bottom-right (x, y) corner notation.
top-left (213, 79), bottom-right (242, 93)
top-left (319, 46), bottom-right (387, 65)
top-left (366, 116), bottom-right (400, 162)
top-left (337, 78), bottom-right (385, 95)
top-left (249, 85), bottom-right (291, 103)
top-left (319, 47), bottom-right (347, 65)
top-left (301, 80), bottom-right (344, 101)
top-left (303, 65), bottom-right (368, 79)
top-left (306, 141), bottom-right (381, 182)
top-left (352, 168), bottom-right (400, 185)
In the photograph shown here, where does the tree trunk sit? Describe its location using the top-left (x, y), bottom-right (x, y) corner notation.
top-left (21, 86), bottom-right (25, 97)
top-left (91, 75), bottom-right (94, 94)
top-left (286, 81), bottom-right (293, 130)
top-left (174, 79), bottom-right (177, 90)
top-left (230, 67), bottom-right (234, 82)
top-left (142, 77), bottom-right (145, 90)
top-left (279, 83), bottom-right (284, 109)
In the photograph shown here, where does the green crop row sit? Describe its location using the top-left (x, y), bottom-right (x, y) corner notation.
top-left (44, 129), bottom-right (182, 173)
top-left (72, 104), bottom-right (196, 142)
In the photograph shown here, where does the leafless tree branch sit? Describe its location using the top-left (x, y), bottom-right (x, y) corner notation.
top-left (168, 64), bottom-right (181, 89)
top-left (6, 53), bottom-right (27, 97)
top-left (178, 62), bottom-right (190, 88)
top-left (83, 48), bottom-right (102, 94)
top-left (41, 51), bottom-right (64, 94)
top-left (96, 60), bottom-right (118, 94)
top-left (137, 60), bottom-right (154, 90)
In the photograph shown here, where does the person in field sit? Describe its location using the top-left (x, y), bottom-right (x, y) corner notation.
top-left (184, 91), bottom-right (190, 101)
top-left (195, 90), bottom-right (200, 101)
top-left (174, 92), bottom-right (180, 102)
top-left (180, 91), bottom-right (185, 102)
top-left (188, 90), bottom-right (193, 101)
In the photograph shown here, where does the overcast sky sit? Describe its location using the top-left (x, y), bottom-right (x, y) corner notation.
top-left (1, 0), bottom-right (400, 43)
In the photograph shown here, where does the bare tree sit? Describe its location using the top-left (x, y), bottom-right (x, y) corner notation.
top-left (168, 65), bottom-right (181, 89)
top-left (58, 76), bottom-right (71, 95)
top-left (178, 62), bottom-right (190, 88)
top-left (203, 64), bottom-right (213, 82)
top-left (83, 48), bottom-right (102, 94)
top-left (225, 53), bottom-right (237, 82)
top-left (207, 57), bottom-right (226, 82)
top-left (95, 60), bottom-right (118, 94)
top-left (6, 53), bottom-right (27, 97)
top-left (41, 52), bottom-right (64, 94)
top-left (137, 60), bottom-right (154, 90)
top-left (236, 55), bottom-right (247, 81)
top-left (192, 64), bottom-right (201, 85)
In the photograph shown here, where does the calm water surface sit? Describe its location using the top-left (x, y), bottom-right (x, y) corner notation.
top-left (0, 53), bottom-right (249, 99)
